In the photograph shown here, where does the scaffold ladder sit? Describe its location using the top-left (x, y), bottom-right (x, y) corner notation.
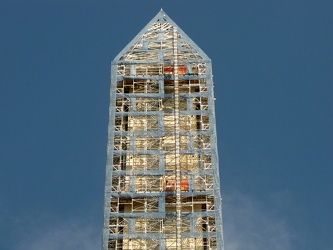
top-left (173, 26), bottom-right (182, 250)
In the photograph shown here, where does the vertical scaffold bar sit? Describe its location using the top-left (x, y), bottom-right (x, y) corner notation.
top-left (173, 26), bottom-right (182, 250)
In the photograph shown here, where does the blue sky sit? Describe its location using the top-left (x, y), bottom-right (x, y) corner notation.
top-left (1, 1), bottom-right (332, 249)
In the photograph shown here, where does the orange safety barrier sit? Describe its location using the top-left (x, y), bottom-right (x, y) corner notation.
top-left (164, 177), bottom-right (189, 191)
top-left (164, 66), bottom-right (187, 74)
top-left (180, 179), bottom-right (189, 191)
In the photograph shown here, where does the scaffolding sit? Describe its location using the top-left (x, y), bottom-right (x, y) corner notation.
top-left (103, 9), bottom-right (224, 250)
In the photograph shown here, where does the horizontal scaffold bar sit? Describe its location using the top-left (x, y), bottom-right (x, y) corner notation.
top-left (112, 149), bottom-right (214, 156)
top-left (108, 232), bottom-right (217, 240)
top-left (115, 59), bottom-right (210, 65)
top-left (110, 190), bottom-right (214, 198)
top-left (113, 130), bottom-right (210, 136)
top-left (109, 211), bottom-right (215, 219)
top-left (111, 169), bottom-right (215, 176)
top-left (115, 93), bottom-right (209, 98)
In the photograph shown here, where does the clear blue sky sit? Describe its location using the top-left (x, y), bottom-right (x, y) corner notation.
top-left (1, 1), bottom-right (332, 249)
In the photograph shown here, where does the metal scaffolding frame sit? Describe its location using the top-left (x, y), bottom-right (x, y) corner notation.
top-left (102, 9), bottom-right (224, 250)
